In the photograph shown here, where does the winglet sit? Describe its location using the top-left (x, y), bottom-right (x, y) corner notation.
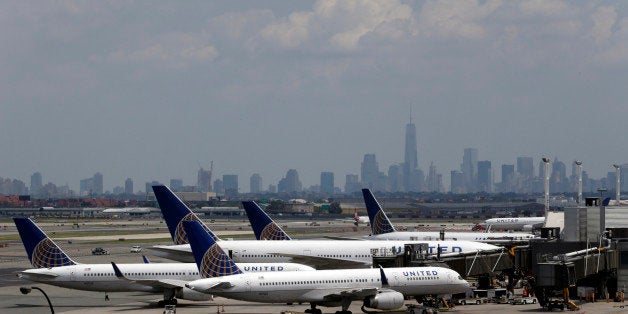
top-left (152, 185), bottom-right (219, 244)
top-left (242, 201), bottom-right (291, 240)
top-left (379, 266), bottom-right (389, 287)
top-left (142, 255), bottom-right (150, 264)
top-left (182, 220), bottom-right (243, 278)
top-left (361, 189), bottom-right (396, 235)
top-left (111, 262), bottom-right (128, 280)
top-left (13, 217), bottom-right (76, 268)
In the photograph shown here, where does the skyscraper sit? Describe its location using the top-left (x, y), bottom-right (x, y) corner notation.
top-left (501, 164), bottom-right (514, 192)
top-left (462, 148), bottom-right (478, 193)
top-left (30, 172), bottom-right (42, 196)
top-left (223, 175), bottom-right (238, 197)
top-left (197, 167), bottom-right (212, 192)
top-left (450, 170), bottom-right (465, 194)
top-left (427, 162), bottom-right (441, 192)
top-left (345, 174), bottom-right (360, 194)
top-left (125, 178), bottom-right (134, 195)
top-left (387, 164), bottom-right (402, 192)
top-left (361, 154), bottom-right (379, 189)
top-left (517, 157), bottom-right (534, 179)
top-left (320, 172), bottom-right (334, 194)
top-left (93, 172), bottom-right (103, 195)
top-left (250, 173), bottom-right (262, 194)
top-left (169, 179), bottom-right (182, 192)
top-left (278, 169), bottom-right (302, 193)
top-left (477, 160), bottom-right (492, 192)
top-left (403, 121), bottom-right (418, 191)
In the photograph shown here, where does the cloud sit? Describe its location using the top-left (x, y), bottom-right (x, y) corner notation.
top-left (590, 6), bottom-right (617, 43)
top-left (259, 0), bottom-right (414, 51)
top-left (105, 32), bottom-right (219, 67)
top-left (418, 0), bottom-right (502, 40)
top-left (593, 17), bottom-right (628, 65)
top-left (518, 0), bottom-right (570, 17)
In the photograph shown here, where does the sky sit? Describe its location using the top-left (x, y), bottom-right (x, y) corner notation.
top-left (2, 0), bottom-right (628, 193)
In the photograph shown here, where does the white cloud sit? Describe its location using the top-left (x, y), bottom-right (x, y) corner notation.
top-left (594, 17), bottom-right (628, 65)
top-left (260, 0), bottom-right (414, 51)
top-left (105, 33), bottom-right (218, 66)
top-left (590, 6), bottom-right (616, 43)
top-left (261, 11), bottom-right (311, 49)
top-left (418, 0), bottom-right (502, 40)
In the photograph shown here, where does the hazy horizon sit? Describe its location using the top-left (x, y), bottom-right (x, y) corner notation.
top-left (2, 1), bottom-right (628, 193)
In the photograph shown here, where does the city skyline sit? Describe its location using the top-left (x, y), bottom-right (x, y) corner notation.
top-left (2, 2), bottom-right (628, 194)
top-left (4, 141), bottom-right (628, 196)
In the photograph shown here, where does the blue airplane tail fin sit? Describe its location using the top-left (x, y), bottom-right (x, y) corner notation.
top-left (361, 189), bottom-right (396, 235)
top-left (242, 201), bottom-right (291, 240)
top-left (152, 185), bottom-right (218, 244)
top-left (182, 220), bottom-right (243, 278)
top-left (13, 217), bottom-right (76, 268)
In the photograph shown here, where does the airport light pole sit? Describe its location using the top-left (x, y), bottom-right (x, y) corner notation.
top-left (542, 157), bottom-right (551, 211)
top-left (575, 161), bottom-right (582, 205)
top-left (20, 286), bottom-right (54, 313)
top-left (613, 164), bottom-right (621, 203)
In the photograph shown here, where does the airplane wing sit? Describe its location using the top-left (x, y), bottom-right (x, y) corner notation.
top-left (148, 245), bottom-right (195, 263)
top-left (269, 253), bottom-right (371, 269)
top-left (110, 262), bottom-right (189, 289)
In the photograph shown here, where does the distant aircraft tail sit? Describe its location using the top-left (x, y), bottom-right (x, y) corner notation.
top-left (182, 220), bottom-right (243, 278)
top-left (242, 201), bottom-right (291, 240)
top-left (361, 189), bottom-right (396, 235)
top-left (13, 218), bottom-right (76, 268)
top-left (353, 208), bottom-right (360, 225)
top-left (152, 185), bottom-right (218, 245)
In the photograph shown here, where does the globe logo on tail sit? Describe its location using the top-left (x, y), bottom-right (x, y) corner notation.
top-left (260, 223), bottom-right (290, 240)
top-left (373, 211), bottom-right (395, 235)
top-left (174, 213), bottom-right (214, 245)
top-left (31, 238), bottom-right (74, 268)
top-left (200, 243), bottom-right (243, 278)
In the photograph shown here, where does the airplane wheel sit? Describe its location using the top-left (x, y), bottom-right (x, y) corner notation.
top-left (461, 300), bottom-right (466, 305)
top-left (476, 300), bottom-right (481, 304)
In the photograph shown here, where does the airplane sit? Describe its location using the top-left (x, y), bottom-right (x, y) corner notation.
top-left (361, 189), bottom-right (537, 243)
top-left (474, 216), bottom-right (545, 232)
top-left (182, 220), bottom-right (470, 314)
top-left (13, 218), bottom-right (314, 306)
top-left (150, 185), bottom-right (503, 268)
top-left (353, 208), bottom-right (370, 226)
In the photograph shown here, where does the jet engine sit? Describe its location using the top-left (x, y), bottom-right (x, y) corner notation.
top-left (363, 290), bottom-right (404, 310)
top-left (175, 287), bottom-right (214, 301)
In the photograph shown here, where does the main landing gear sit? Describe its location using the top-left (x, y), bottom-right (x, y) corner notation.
top-left (157, 298), bottom-right (177, 307)
top-left (305, 303), bottom-right (322, 314)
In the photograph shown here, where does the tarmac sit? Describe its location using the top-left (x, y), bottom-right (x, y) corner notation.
top-left (0, 218), bottom-right (626, 313)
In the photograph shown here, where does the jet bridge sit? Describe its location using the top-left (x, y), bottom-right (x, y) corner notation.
top-left (372, 243), bottom-right (514, 289)
top-left (513, 238), bottom-right (618, 308)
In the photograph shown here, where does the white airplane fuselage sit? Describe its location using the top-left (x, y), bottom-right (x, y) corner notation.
top-left (19, 262), bottom-right (313, 293)
top-left (151, 239), bottom-right (502, 265)
top-left (366, 231), bottom-right (537, 243)
top-left (482, 217), bottom-right (545, 231)
top-left (186, 267), bottom-right (469, 305)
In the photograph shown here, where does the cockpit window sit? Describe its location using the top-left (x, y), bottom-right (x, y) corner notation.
top-left (458, 276), bottom-right (463, 280)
